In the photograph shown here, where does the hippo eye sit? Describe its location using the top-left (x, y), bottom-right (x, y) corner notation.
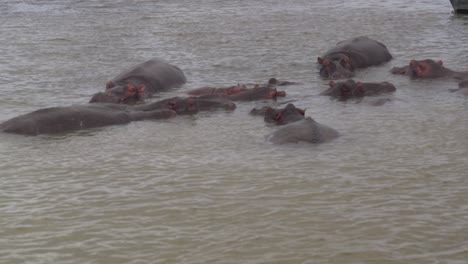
top-left (167, 102), bottom-right (177, 110)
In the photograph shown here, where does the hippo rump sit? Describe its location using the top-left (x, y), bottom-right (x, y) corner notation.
top-left (321, 79), bottom-right (396, 100)
top-left (250, 103), bottom-right (305, 125)
top-left (0, 104), bottom-right (175, 136)
top-left (317, 36), bottom-right (393, 79)
top-left (90, 58), bottom-right (187, 104)
top-left (391, 59), bottom-right (468, 80)
top-left (267, 117), bottom-right (340, 144)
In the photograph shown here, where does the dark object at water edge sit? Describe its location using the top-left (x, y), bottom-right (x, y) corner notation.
top-left (450, 0), bottom-right (468, 13)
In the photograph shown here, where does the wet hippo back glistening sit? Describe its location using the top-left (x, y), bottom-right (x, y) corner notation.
top-left (317, 36), bottom-right (393, 79)
top-left (90, 58), bottom-right (187, 104)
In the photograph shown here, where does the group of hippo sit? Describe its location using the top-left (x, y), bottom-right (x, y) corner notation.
top-left (2, 36), bottom-right (467, 144)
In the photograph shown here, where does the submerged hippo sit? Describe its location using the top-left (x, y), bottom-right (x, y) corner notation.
top-left (250, 103), bottom-right (305, 125)
top-left (186, 78), bottom-right (298, 96)
top-left (317, 36), bottom-right (393, 79)
top-left (391, 59), bottom-right (468, 80)
top-left (228, 86), bottom-right (286, 101)
top-left (186, 85), bottom-right (248, 96)
top-left (0, 104), bottom-right (175, 136)
top-left (90, 58), bottom-right (187, 104)
top-left (137, 94), bottom-right (236, 115)
top-left (267, 117), bottom-right (340, 144)
top-left (321, 79), bottom-right (396, 100)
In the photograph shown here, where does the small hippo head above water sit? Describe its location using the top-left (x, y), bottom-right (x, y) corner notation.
top-left (321, 79), bottom-right (364, 99)
top-left (317, 55), bottom-right (355, 80)
top-left (408, 59), bottom-right (446, 78)
top-left (89, 83), bottom-right (146, 105)
top-left (263, 103), bottom-right (305, 125)
top-left (391, 59), bottom-right (446, 79)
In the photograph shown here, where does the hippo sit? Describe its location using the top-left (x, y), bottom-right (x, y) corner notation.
top-left (0, 104), bottom-right (175, 136)
top-left (267, 117), bottom-right (340, 144)
top-left (228, 86), bottom-right (286, 101)
top-left (90, 58), bottom-right (187, 104)
top-left (135, 94), bottom-right (236, 114)
top-left (186, 85), bottom-right (248, 96)
top-left (321, 79), bottom-right (396, 100)
top-left (391, 59), bottom-right (468, 80)
top-left (250, 103), bottom-right (305, 125)
top-left (317, 36), bottom-right (393, 79)
top-left (192, 94), bottom-right (237, 111)
top-left (89, 83), bottom-right (145, 105)
top-left (186, 78), bottom-right (298, 96)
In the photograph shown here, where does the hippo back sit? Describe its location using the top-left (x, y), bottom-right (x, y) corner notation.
top-left (267, 117), bottom-right (339, 144)
top-left (111, 58), bottom-right (187, 93)
top-left (0, 105), bottom-right (131, 135)
top-left (325, 36), bottom-right (392, 68)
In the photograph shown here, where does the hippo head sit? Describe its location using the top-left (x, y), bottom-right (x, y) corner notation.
top-left (317, 56), bottom-right (354, 80)
top-left (408, 59), bottom-right (445, 78)
top-left (158, 97), bottom-right (199, 115)
top-left (89, 83), bottom-right (145, 105)
top-left (322, 79), bottom-right (364, 100)
top-left (264, 103), bottom-right (305, 125)
top-left (258, 86), bottom-right (286, 100)
top-left (229, 86), bottom-right (286, 101)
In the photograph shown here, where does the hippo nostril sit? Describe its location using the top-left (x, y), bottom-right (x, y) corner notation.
top-left (274, 113), bottom-right (281, 121)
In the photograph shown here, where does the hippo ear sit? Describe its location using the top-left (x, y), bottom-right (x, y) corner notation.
top-left (138, 84), bottom-right (145, 94)
top-left (341, 56), bottom-right (351, 66)
top-left (329, 81), bottom-right (335, 87)
top-left (317, 57), bottom-right (327, 65)
top-left (437, 60), bottom-right (443, 65)
top-left (106, 81), bottom-right (114, 89)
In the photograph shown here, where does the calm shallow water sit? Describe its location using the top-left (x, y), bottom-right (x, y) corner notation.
top-left (1, 1), bottom-right (468, 263)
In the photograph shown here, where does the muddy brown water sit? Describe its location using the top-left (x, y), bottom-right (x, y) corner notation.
top-left (1, 1), bottom-right (467, 263)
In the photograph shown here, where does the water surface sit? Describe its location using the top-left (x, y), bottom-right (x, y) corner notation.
top-left (1, 1), bottom-right (467, 263)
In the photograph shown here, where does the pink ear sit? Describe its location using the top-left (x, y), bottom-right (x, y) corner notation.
top-left (138, 84), bottom-right (145, 93)
top-left (318, 57), bottom-right (329, 65)
top-left (329, 81), bottom-right (335, 87)
top-left (106, 81), bottom-right (114, 89)
top-left (437, 60), bottom-right (443, 65)
top-left (342, 55), bottom-right (350, 63)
